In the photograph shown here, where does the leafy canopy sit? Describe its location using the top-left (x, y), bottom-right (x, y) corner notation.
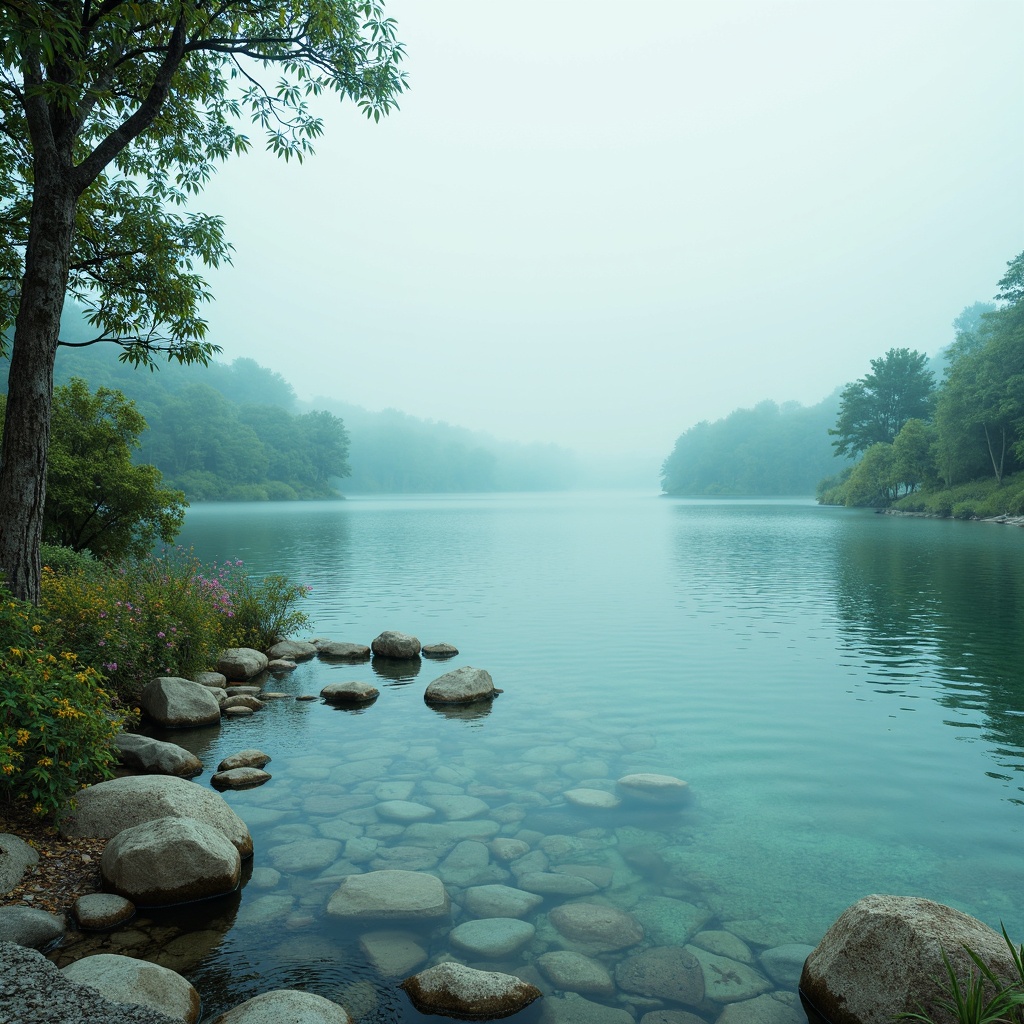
top-left (0, 1), bottom-right (407, 364)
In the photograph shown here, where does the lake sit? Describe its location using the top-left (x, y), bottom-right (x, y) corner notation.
top-left (55, 493), bottom-right (1024, 1022)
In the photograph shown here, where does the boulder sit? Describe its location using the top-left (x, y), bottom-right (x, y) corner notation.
top-left (210, 989), bottom-right (352, 1023)
top-left (0, 833), bottom-right (39, 894)
top-left (450, 917), bottom-right (536, 958)
top-left (548, 902), bottom-right (644, 952)
top-left (326, 869), bottom-right (450, 922)
top-left (616, 773), bottom-right (690, 805)
top-left (0, 906), bottom-right (65, 949)
top-left (267, 659), bottom-right (297, 672)
top-left (59, 774), bottom-right (253, 858)
top-left (220, 695), bottom-right (265, 713)
top-left (217, 749), bottom-right (271, 772)
top-left (62, 954), bottom-right (200, 1023)
top-left (371, 631), bottom-right (421, 658)
top-left (114, 733), bottom-right (203, 778)
top-left (564, 788), bottom-right (620, 810)
top-left (73, 894), bottom-right (135, 930)
top-left (0, 941), bottom-right (181, 1024)
top-left (358, 931), bottom-right (428, 978)
top-left (422, 643), bottom-right (459, 659)
top-left (320, 681), bottom-right (380, 706)
top-left (536, 951), bottom-right (616, 997)
top-left (800, 894), bottom-right (1021, 1024)
top-left (315, 640), bottom-right (371, 660)
top-left (424, 666), bottom-right (499, 705)
top-left (462, 884), bottom-right (544, 920)
top-left (194, 671), bottom-right (227, 687)
top-left (216, 648), bottom-right (269, 681)
top-left (100, 816), bottom-right (241, 907)
top-left (210, 767), bottom-right (271, 790)
top-left (140, 677), bottom-right (221, 728)
top-left (265, 640), bottom-right (317, 661)
top-left (401, 962), bottom-right (541, 1020)
top-left (614, 946), bottom-right (705, 1005)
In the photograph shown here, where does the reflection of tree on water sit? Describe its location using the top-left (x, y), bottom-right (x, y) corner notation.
top-left (831, 517), bottom-right (1024, 792)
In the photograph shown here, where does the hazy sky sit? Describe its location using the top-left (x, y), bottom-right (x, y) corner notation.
top-left (197, 1), bottom-right (1023, 459)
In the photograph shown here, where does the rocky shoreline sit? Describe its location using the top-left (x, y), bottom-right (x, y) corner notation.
top-left (883, 509), bottom-right (1024, 525)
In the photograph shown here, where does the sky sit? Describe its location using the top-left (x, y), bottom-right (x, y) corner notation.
top-left (196, 1), bottom-right (1024, 461)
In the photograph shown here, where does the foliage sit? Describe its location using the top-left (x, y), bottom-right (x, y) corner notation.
top-left (830, 348), bottom-right (936, 459)
top-left (895, 927), bottom-right (1024, 1024)
top-left (0, 1), bottom-right (406, 600)
top-left (0, 590), bottom-right (125, 816)
top-left (662, 396), bottom-right (846, 496)
top-left (891, 473), bottom-right (1024, 520)
top-left (39, 549), bottom-right (310, 703)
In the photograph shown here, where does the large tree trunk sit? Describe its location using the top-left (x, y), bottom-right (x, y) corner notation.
top-left (0, 179), bottom-right (76, 602)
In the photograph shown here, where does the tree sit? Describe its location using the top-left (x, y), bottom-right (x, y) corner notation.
top-left (0, 3), bottom-right (406, 601)
top-left (829, 348), bottom-right (935, 459)
top-left (0, 378), bottom-right (185, 560)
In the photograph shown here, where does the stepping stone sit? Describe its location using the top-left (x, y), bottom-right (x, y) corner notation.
top-left (217, 749), bottom-right (271, 772)
top-left (211, 767), bottom-right (271, 790)
top-left (73, 894), bottom-right (135, 930)
top-left (321, 681), bottom-right (379, 705)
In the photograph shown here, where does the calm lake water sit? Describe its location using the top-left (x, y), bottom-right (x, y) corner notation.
top-left (57, 493), bottom-right (1024, 1022)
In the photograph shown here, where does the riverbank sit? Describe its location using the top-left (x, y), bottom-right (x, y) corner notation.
top-left (884, 509), bottom-right (1024, 526)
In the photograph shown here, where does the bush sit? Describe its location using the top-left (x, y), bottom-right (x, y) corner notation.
top-left (40, 543), bottom-right (101, 577)
top-left (0, 591), bottom-right (125, 816)
top-left (40, 549), bottom-right (311, 702)
top-left (952, 501), bottom-right (977, 520)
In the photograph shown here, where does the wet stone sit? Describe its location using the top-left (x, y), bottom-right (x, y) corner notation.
top-left (73, 893), bottom-right (135, 930)
top-left (538, 992), bottom-right (635, 1024)
top-left (327, 869), bottom-right (450, 922)
top-left (615, 945), bottom-right (705, 1006)
top-left (211, 767), bottom-right (271, 790)
top-left (564, 788), bottom-right (621, 810)
top-left (267, 839), bottom-right (341, 873)
top-left (217, 749), bottom-right (271, 772)
top-left (438, 840), bottom-right (507, 887)
top-left (249, 867), bottom-right (281, 890)
top-left (320, 681), bottom-right (379, 705)
top-left (375, 781), bottom-right (415, 801)
top-left (489, 838), bottom-right (531, 862)
top-left (715, 992), bottom-right (806, 1024)
top-left (369, 847), bottom-right (441, 872)
top-left (450, 917), bottom-right (536, 958)
top-left (639, 1012), bottom-right (708, 1024)
top-left (616, 773), bottom-right (689, 805)
top-left (359, 929), bottom-right (428, 977)
top-left (235, 894), bottom-right (296, 927)
top-left (759, 942), bottom-right (815, 988)
top-left (536, 950), bottom-right (616, 997)
top-left (461, 884), bottom-right (544, 919)
top-left (376, 800), bottom-right (436, 824)
top-left (632, 896), bottom-right (712, 946)
top-left (548, 903), bottom-right (644, 952)
top-left (424, 795), bottom-right (490, 820)
top-left (685, 944), bottom-right (772, 1003)
top-left (402, 962), bottom-right (541, 1021)
top-left (516, 871), bottom-right (599, 897)
top-left (422, 643), bottom-right (459, 658)
top-left (691, 929), bottom-right (756, 964)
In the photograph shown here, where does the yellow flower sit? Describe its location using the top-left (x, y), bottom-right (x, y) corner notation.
top-left (2, 764), bottom-right (15, 775)
top-left (15, 729), bottom-right (29, 746)
top-left (31, 624), bottom-right (41, 633)
top-left (36, 757), bottom-right (53, 767)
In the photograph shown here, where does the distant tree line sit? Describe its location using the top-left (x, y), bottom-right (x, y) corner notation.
top-left (660, 396), bottom-right (847, 496)
top-left (819, 252), bottom-right (1024, 512)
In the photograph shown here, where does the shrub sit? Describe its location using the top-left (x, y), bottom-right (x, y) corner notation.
top-left (214, 563), bottom-right (311, 650)
top-left (0, 591), bottom-right (126, 816)
top-left (952, 502), bottom-right (977, 520)
top-left (40, 543), bottom-right (101, 577)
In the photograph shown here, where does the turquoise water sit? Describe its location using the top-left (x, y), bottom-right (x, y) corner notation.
top-left (57, 494), bottom-right (1024, 1021)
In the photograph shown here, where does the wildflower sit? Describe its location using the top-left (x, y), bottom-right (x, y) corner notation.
top-left (2, 764), bottom-right (15, 775)
top-left (157, 631), bottom-right (165, 639)
top-left (31, 624), bottom-right (41, 633)
top-left (36, 757), bottom-right (53, 767)
top-left (15, 729), bottom-right (29, 746)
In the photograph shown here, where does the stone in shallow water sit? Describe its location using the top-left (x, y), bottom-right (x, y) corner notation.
top-left (564, 788), bottom-right (621, 810)
top-left (516, 872), bottom-right (598, 897)
top-left (759, 942), bottom-right (815, 988)
top-left (424, 795), bottom-right (490, 820)
top-left (450, 917), bottom-right (536, 958)
top-left (235, 894), bottom-right (296, 928)
top-left (616, 773), bottom-right (689, 804)
top-left (691, 929), bottom-right (755, 964)
top-left (536, 950), bottom-right (615, 996)
top-left (369, 846), bottom-right (440, 872)
top-left (403, 820), bottom-right (502, 849)
top-left (326, 869), bottom-right (450, 922)
top-left (685, 944), bottom-right (772, 1003)
top-left (548, 903), bottom-right (644, 952)
top-left (421, 642), bottom-right (459, 658)
top-left (633, 896), bottom-right (712, 946)
top-left (211, 767), bottom-right (271, 791)
top-left (210, 989), bottom-right (352, 1023)
top-left (401, 962), bottom-right (541, 1020)
top-left (538, 992), bottom-right (635, 1024)
top-left (614, 946), bottom-right (704, 1006)
top-left (358, 930), bottom-right (427, 977)
top-left (73, 893), bottom-right (135, 930)
top-left (375, 800), bottom-right (436, 824)
top-left (217, 749), bottom-right (271, 772)
top-left (490, 838), bottom-right (531, 862)
top-left (316, 639), bottom-right (371, 660)
top-left (424, 666), bottom-right (499, 705)
top-left (462, 884), bottom-right (544, 920)
top-left (639, 1012), bottom-right (708, 1024)
top-left (438, 840), bottom-right (507, 887)
top-left (320, 681), bottom-right (379, 705)
top-left (715, 993), bottom-right (806, 1024)
top-left (266, 838), bottom-right (341, 874)
top-left (375, 780), bottom-right (415, 801)
top-left (371, 631), bottom-right (421, 658)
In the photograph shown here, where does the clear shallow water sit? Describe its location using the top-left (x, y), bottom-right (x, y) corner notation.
top-left (56, 493), bottom-right (1024, 1021)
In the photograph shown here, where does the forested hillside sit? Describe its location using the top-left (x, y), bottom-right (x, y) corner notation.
top-left (660, 395), bottom-right (847, 496)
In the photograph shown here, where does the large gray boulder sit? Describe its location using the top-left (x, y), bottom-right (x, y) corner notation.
top-left (401, 962), bottom-right (541, 1020)
top-left (0, 941), bottom-right (180, 1024)
top-left (800, 895), bottom-right (1020, 1024)
top-left (216, 648), bottom-right (269, 681)
top-left (210, 990), bottom-right (352, 1023)
top-left (371, 631), bottom-right (421, 658)
top-left (114, 733), bottom-right (203, 777)
top-left (140, 677), bottom-right (221, 728)
top-left (62, 953), bottom-right (200, 1023)
top-left (265, 640), bottom-right (317, 661)
top-left (59, 774), bottom-right (253, 858)
top-left (424, 666), bottom-right (499, 705)
top-left (326, 869), bottom-right (450, 922)
top-left (0, 833), bottom-right (39, 894)
top-left (315, 640), bottom-right (371, 660)
top-left (0, 906), bottom-right (65, 950)
top-left (100, 816), bottom-right (241, 907)
top-left (320, 681), bottom-right (379, 705)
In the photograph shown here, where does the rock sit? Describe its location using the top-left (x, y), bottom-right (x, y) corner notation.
top-left (424, 795), bottom-right (490, 820)
top-left (615, 946), bottom-right (704, 1006)
top-left (489, 838), bottom-right (531, 862)
top-left (267, 838), bottom-right (341, 873)
top-left (0, 833), bottom-right (39, 894)
top-left (114, 733), bottom-right (203, 778)
top-left (326, 869), bottom-right (450, 922)
top-left (358, 930), bottom-right (428, 977)
top-left (376, 800), bottom-right (436, 823)
top-left (315, 640), bottom-right (372, 660)
top-left (216, 648), bottom-right (269, 681)
top-left (217, 749), bottom-right (271, 772)
top-left (640, 1014), bottom-right (707, 1024)
top-left (401, 962), bottom-right (541, 1020)
top-left (265, 640), bottom-right (317, 661)
top-left (62, 954), bottom-right (200, 1023)
top-left (438, 840), bottom-right (506, 887)
top-left (633, 896), bottom-right (712, 946)
top-left (73, 894), bottom-right (135, 930)
top-left (716, 993), bottom-right (806, 1024)
top-left (60, 775), bottom-right (253, 858)
top-left (616, 773), bottom-right (689, 805)
top-left (223, 706), bottom-right (253, 717)
top-left (536, 950), bottom-right (616, 996)
top-left (0, 941), bottom-right (181, 1024)
top-left (139, 677), bottom-right (221, 728)
top-left (194, 671), bottom-right (227, 687)
top-left (516, 872), bottom-right (599, 897)
top-left (548, 903), bottom-right (644, 952)
top-left (209, 989), bottom-right (352, 1023)
top-left (210, 767), bottom-right (272, 790)
top-left (760, 942), bottom-right (815, 988)
top-left (450, 917), bottom-right (536, 958)
top-left (225, 685), bottom-right (262, 696)
top-left (685, 944), bottom-right (771, 1002)
top-left (422, 642), bottom-right (459, 658)
top-left (266, 659), bottom-right (297, 672)
top-left (100, 816), bottom-right (241, 907)
top-left (0, 906), bottom-right (65, 949)
top-left (691, 929), bottom-right (755, 964)
top-left (320, 681), bottom-right (380, 705)
top-left (462, 884), bottom-right (544, 919)
top-left (371, 631), bottom-right (421, 658)
top-left (424, 666), bottom-right (499, 705)
top-left (800, 895), bottom-right (1022, 1024)
top-left (564, 788), bottom-right (620, 810)
top-left (538, 992), bottom-right (634, 1023)
top-left (220, 695), bottom-right (265, 712)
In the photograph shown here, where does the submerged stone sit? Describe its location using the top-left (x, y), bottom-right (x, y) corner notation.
top-left (401, 962), bottom-right (540, 1020)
